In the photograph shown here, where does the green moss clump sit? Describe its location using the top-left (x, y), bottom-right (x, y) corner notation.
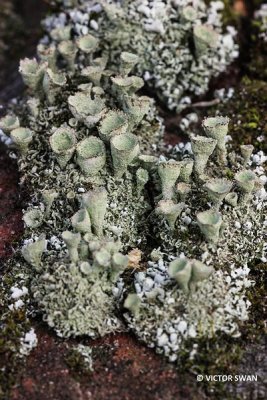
top-left (65, 344), bottom-right (94, 375)
top-left (210, 77), bottom-right (267, 153)
top-left (0, 271), bottom-right (30, 399)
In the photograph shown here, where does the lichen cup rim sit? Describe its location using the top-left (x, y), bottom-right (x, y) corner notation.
top-left (197, 209), bottom-right (222, 225)
top-left (77, 136), bottom-right (105, 159)
top-left (240, 144), bottom-right (254, 151)
top-left (0, 114), bottom-right (18, 125)
top-left (202, 116), bottom-right (230, 129)
top-left (121, 51), bottom-right (139, 63)
top-left (99, 111), bottom-right (128, 136)
top-left (68, 92), bottom-right (105, 115)
top-left (47, 68), bottom-right (66, 85)
top-left (111, 132), bottom-right (138, 151)
top-left (182, 5), bottom-right (198, 21)
top-left (205, 178), bottom-right (232, 194)
top-left (11, 127), bottom-right (33, 142)
top-left (20, 58), bottom-right (39, 74)
top-left (0, 114), bottom-right (20, 131)
top-left (169, 258), bottom-right (190, 277)
top-left (58, 39), bottom-right (77, 54)
top-left (158, 159), bottom-right (182, 171)
top-left (193, 24), bottom-right (219, 47)
top-left (77, 33), bottom-right (99, 52)
top-left (157, 199), bottom-right (185, 214)
top-left (235, 169), bottom-right (257, 183)
top-left (191, 134), bottom-right (217, 144)
top-left (50, 127), bottom-right (76, 153)
top-left (176, 182), bottom-right (191, 194)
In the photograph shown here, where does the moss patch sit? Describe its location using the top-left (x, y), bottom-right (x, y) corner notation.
top-left (0, 267), bottom-right (30, 399)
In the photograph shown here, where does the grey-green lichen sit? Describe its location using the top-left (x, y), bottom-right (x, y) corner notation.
top-left (1, 1), bottom-right (266, 363)
top-left (0, 25), bottom-right (162, 337)
top-left (43, 0), bottom-right (239, 111)
top-left (32, 236), bottom-right (126, 337)
top-left (122, 115), bottom-right (266, 360)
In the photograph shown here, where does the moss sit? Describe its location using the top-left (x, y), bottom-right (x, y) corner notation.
top-left (65, 346), bottom-right (93, 376)
top-left (245, 263), bottom-right (266, 338)
top-left (209, 77), bottom-right (267, 153)
top-left (0, 267), bottom-right (30, 399)
top-left (178, 336), bottom-right (243, 398)
top-left (0, 0), bottom-right (24, 65)
top-left (248, 17), bottom-right (267, 80)
top-left (206, 0), bottom-right (243, 27)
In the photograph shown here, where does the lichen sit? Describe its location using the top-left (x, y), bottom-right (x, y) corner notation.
top-left (42, 0), bottom-right (239, 111)
top-left (0, 0), bottom-right (266, 374)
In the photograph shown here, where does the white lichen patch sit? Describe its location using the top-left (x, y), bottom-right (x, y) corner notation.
top-left (1, 0), bottom-right (265, 362)
top-left (125, 261), bottom-right (252, 362)
top-left (43, 0), bottom-right (238, 111)
top-left (20, 328), bottom-right (38, 356)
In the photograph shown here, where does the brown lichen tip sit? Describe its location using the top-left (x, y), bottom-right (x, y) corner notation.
top-left (127, 248), bottom-right (142, 269)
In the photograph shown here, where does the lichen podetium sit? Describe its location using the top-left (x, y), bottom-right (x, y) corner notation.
top-left (0, 0), bottom-right (266, 374)
top-left (44, 0), bottom-right (239, 111)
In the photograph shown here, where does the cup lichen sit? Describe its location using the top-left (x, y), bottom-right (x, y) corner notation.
top-left (2, 0), bottom-right (266, 367)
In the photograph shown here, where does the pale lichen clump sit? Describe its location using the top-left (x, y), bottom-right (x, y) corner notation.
top-left (3, 36), bottom-right (162, 249)
top-left (31, 236), bottom-right (126, 337)
top-left (43, 0), bottom-right (239, 111)
top-left (1, 1), bottom-right (266, 360)
top-left (149, 116), bottom-right (266, 271)
top-left (254, 3), bottom-right (267, 43)
top-left (0, 23), bottom-right (162, 337)
top-left (122, 114), bottom-right (266, 360)
top-left (124, 258), bottom-right (252, 362)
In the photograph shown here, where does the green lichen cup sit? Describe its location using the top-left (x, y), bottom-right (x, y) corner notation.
top-left (193, 24), bottom-right (219, 57)
top-left (196, 209), bottom-right (222, 244)
top-left (180, 159), bottom-right (194, 183)
top-left (10, 127), bottom-right (34, 155)
top-left (190, 135), bottom-right (217, 177)
top-left (23, 209), bottom-right (43, 228)
top-left (120, 52), bottom-right (139, 76)
top-left (19, 58), bottom-right (45, 93)
top-left (158, 160), bottom-right (182, 199)
top-left (235, 169), bottom-right (257, 205)
top-left (235, 170), bottom-right (256, 193)
top-left (71, 209), bottom-right (91, 234)
top-left (0, 115), bottom-right (20, 134)
top-left (225, 192), bottom-right (238, 207)
top-left (204, 178), bottom-right (232, 209)
top-left (77, 34), bottom-right (99, 54)
top-left (168, 258), bottom-right (192, 293)
top-left (98, 111), bottom-right (128, 142)
top-left (155, 200), bottom-right (185, 230)
top-left (138, 154), bottom-right (158, 171)
top-left (82, 187), bottom-right (108, 237)
top-left (76, 136), bottom-right (106, 176)
top-left (110, 133), bottom-right (140, 178)
top-left (50, 126), bottom-right (76, 168)
top-left (68, 92), bottom-right (106, 127)
top-left (202, 116), bottom-right (230, 164)
top-left (58, 40), bottom-right (77, 70)
top-left (240, 144), bottom-right (254, 166)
